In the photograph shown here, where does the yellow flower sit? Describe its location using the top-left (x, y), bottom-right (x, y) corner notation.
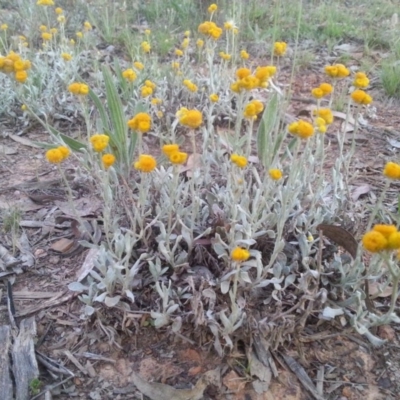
top-left (255, 66), bottom-right (275, 85)
top-left (325, 64), bottom-right (349, 78)
top-left (311, 88), bottom-right (324, 99)
top-left (351, 89), bottom-right (372, 105)
top-left (144, 29), bottom-right (151, 36)
top-left (15, 70), bottom-right (28, 83)
top-left (224, 21), bottom-right (234, 30)
top-left (181, 38), bottom-right (190, 49)
top-left (175, 49), bottom-right (183, 57)
top-left (151, 98), bottom-right (162, 105)
top-left (76, 31), bottom-right (83, 39)
top-left (236, 67), bottom-right (251, 80)
top-left (171, 61), bottom-right (180, 70)
top-left (57, 15), bottom-right (66, 24)
top-left (288, 120), bottom-right (314, 139)
top-left (177, 108), bottom-right (202, 129)
top-left (90, 134), bottom-right (110, 152)
top-left (240, 75), bottom-right (260, 90)
top-left (274, 41), bottom-right (287, 56)
top-left (157, 111), bottom-right (164, 118)
top-left (231, 247), bottom-right (250, 262)
top-left (13, 60), bottom-right (25, 71)
top-left (122, 68), bottom-right (137, 82)
top-left (21, 104), bottom-right (27, 111)
top-left (319, 82), bottom-right (333, 95)
top-left (230, 154), bottom-right (248, 168)
top-left (133, 61), bottom-right (144, 70)
top-left (37, 0), bottom-right (54, 5)
top-left (162, 144), bottom-right (180, 156)
top-left (373, 224), bottom-right (397, 239)
top-left (70, 39), bottom-right (75, 45)
top-left (50, 28), bottom-right (57, 34)
top-left (198, 21), bottom-right (222, 40)
top-left (353, 72), bottom-right (369, 88)
top-left (362, 231), bottom-right (388, 253)
top-left (61, 52), bottom-right (72, 61)
top-left (127, 112), bottom-right (152, 133)
top-left (388, 232), bottom-right (400, 250)
top-left (183, 79), bottom-right (197, 92)
top-left (141, 86), bottom-right (153, 97)
top-left (314, 108), bottom-right (334, 125)
top-left (55, 7), bottom-right (63, 14)
top-left (219, 51), bottom-right (231, 61)
top-left (243, 100), bottom-right (264, 119)
top-left (184, 30), bottom-right (190, 37)
top-left (240, 49), bottom-right (249, 60)
top-left (102, 153), bottom-right (116, 169)
top-left (68, 82), bottom-right (89, 95)
top-left (134, 154), bottom-right (157, 172)
top-left (1, 24), bottom-right (8, 31)
top-left (196, 39), bottom-right (204, 48)
top-left (42, 32), bottom-right (52, 41)
top-left (45, 148), bottom-right (64, 163)
top-left (56, 146), bottom-right (70, 161)
top-left (209, 93), bottom-right (219, 102)
top-left (141, 41), bottom-right (151, 53)
top-left (169, 151), bottom-right (188, 165)
top-left (84, 21), bottom-right (92, 31)
top-left (208, 3), bottom-right (217, 13)
top-left (383, 162), bottom-right (400, 179)
top-left (145, 80), bottom-right (156, 89)
top-left (269, 169), bottom-right (283, 180)
top-left (315, 117), bottom-right (327, 133)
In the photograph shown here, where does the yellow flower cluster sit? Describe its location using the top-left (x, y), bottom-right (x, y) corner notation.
top-left (162, 144), bottom-right (188, 165)
top-left (84, 21), bottom-right (92, 31)
top-left (243, 100), bottom-right (264, 120)
top-left (311, 82), bottom-right (333, 99)
top-left (127, 112), bottom-right (152, 133)
top-left (362, 225), bottom-right (400, 253)
top-left (231, 66), bottom-right (276, 92)
top-left (177, 108), bottom-right (203, 129)
top-left (122, 68), bottom-right (137, 82)
top-left (134, 154), bottom-right (157, 172)
top-left (175, 49), bottom-right (184, 57)
top-left (183, 79), bottom-right (198, 92)
top-left (0, 51), bottom-right (31, 83)
top-left (208, 3), bottom-right (218, 13)
top-left (196, 39), bottom-right (204, 48)
top-left (133, 61), bottom-right (144, 70)
top-left (37, 0), bottom-right (54, 5)
top-left (219, 51), bottom-right (231, 61)
top-left (231, 247), bottom-right (250, 262)
top-left (90, 134), bottom-right (110, 152)
top-left (288, 120), bottom-right (314, 139)
top-left (324, 64), bottom-right (350, 78)
top-left (269, 169), bottom-right (283, 180)
top-left (313, 108), bottom-right (334, 133)
top-left (230, 154), bottom-right (248, 168)
top-left (273, 41), bottom-right (287, 57)
top-left (351, 89), bottom-right (372, 105)
top-left (61, 53), bottom-right (72, 61)
top-left (141, 41), bottom-right (151, 53)
top-left (181, 38), bottom-right (190, 49)
top-left (102, 154), bottom-right (116, 169)
top-left (140, 79), bottom-right (156, 97)
top-left (68, 82), bottom-right (89, 95)
top-left (383, 162), bottom-right (400, 179)
top-left (198, 21), bottom-right (222, 40)
top-left (353, 72), bottom-right (369, 88)
top-left (45, 146), bottom-right (70, 164)
top-left (209, 93), bottom-right (219, 103)
top-left (240, 49), bottom-right (249, 60)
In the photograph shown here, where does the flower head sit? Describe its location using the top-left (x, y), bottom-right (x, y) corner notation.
top-left (141, 41), bottom-right (151, 53)
top-left (230, 154), bottom-right (248, 168)
top-left (177, 108), bottom-right (202, 129)
top-left (55, 7), bottom-right (63, 14)
top-left (90, 134), bottom-right (110, 152)
top-left (288, 120), bottom-right (314, 139)
top-left (175, 48), bottom-right (183, 57)
top-left (244, 100), bottom-right (264, 119)
top-left (198, 21), bottom-right (222, 40)
top-left (383, 162), bottom-right (400, 179)
top-left (311, 88), bottom-right (324, 99)
top-left (231, 247), bottom-right (250, 262)
top-left (314, 108), bottom-right (334, 125)
top-left (169, 151), bottom-right (188, 165)
top-left (240, 49), bottom-right (249, 60)
top-left (45, 146), bottom-right (69, 164)
top-left (84, 21), bottom-right (92, 31)
top-left (133, 61), bottom-right (144, 70)
top-left (102, 153), bottom-right (116, 169)
top-left (134, 154), bottom-right (157, 172)
top-left (353, 72), bottom-right (369, 88)
top-left (319, 82), bottom-right (333, 95)
top-left (208, 3), bottom-right (218, 13)
top-left (1, 24), bottom-right (8, 31)
top-left (61, 53), bottom-right (72, 61)
top-left (37, 0), bottom-right (54, 5)
top-left (162, 144), bottom-right (180, 156)
top-left (141, 86), bottom-right (153, 97)
top-left (68, 82), bottom-right (89, 95)
top-left (362, 231), bottom-right (387, 253)
top-left (324, 64), bottom-right (350, 78)
top-left (273, 41), bottom-right (287, 56)
top-left (351, 89), bottom-right (372, 105)
top-left (15, 70), bottom-right (28, 83)
top-left (122, 68), bottom-right (137, 82)
top-left (269, 169), bottom-right (283, 180)
top-left (209, 93), bottom-right (219, 102)
top-left (127, 112), bottom-right (152, 133)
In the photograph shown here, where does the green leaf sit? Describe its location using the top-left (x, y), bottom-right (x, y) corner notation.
top-left (89, 88), bottom-right (110, 133)
top-left (257, 92), bottom-right (279, 167)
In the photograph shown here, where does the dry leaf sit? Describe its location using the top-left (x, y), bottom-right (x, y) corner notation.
top-left (222, 370), bottom-right (246, 392)
top-left (76, 248), bottom-right (100, 282)
top-left (317, 224), bottom-right (358, 259)
top-left (51, 238), bottom-right (74, 253)
top-left (9, 134), bottom-right (41, 148)
top-left (351, 184), bottom-right (371, 201)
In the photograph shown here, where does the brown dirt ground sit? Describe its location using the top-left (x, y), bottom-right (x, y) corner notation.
top-left (1, 50), bottom-right (400, 399)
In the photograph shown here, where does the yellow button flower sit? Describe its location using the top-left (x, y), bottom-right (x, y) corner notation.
top-left (209, 93), bottom-right (219, 103)
top-left (169, 151), bottom-right (188, 165)
top-left (177, 108), bottom-right (203, 129)
top-left (311, 88), bottom-right (324, 99)
top-left (68, 82), bottom-right (89, 95)
top-left (288, 120), bottom-right (314, 139)
top-left (90, 134), bottom-right (110, 152)
top-left (269, 169), bottom-right (283, 180)
top-left (240, 50), bottom-right (249, 60)
top-left (319, 82), bottom-right (333, 95)
top-left (314, 108), bottom-right (334, 125)
top-left (353, 72), bottom-right (369, 88)
top-left (42, 32), bottom-right (52, 41)
top-left (273, 41), bottom-right (287, 56)
top-left (141, 41), bottom-right (151, 53)
top-left (362, 231), bottom-right (387, 253)
top-left (162, 144), bottom-right (180, 156)
top-left (383, 162), bottom-right (400, 179)
top-left (127, 112), bottom-right (152, 133)
top-left (15, 70), bottom-right (28, 83)
top-left (236, 68), bottom-right (251, 80)
top-left (231, 247), bottom-right (250, 262)
top-left (325, 64), bottom-right (349, 78)
top-left (133, 61), bottom-right (144, 70)
top-left (134, 154), bottom-right (157, 172)
top-left (102, 154), bottom-right (116, 169)
top-left (55, 7), bottom-right (63, 14)
top-left (208, 3), bottom-right (218, 13)
top-left (122, 68), bottom-right (137, 82)
top-left (61, 53), bottom-right (72, 61)
top-left (351, 89), bottom-right (372, 105)
top-left (230, 154), bottom-right (248, 168)
top-left (175, 49), bottom-right (183, 57)
top-left (243, 100), bottom-right (264, 119)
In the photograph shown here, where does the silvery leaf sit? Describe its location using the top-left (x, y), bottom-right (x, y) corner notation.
top-left (68, 282), bottom-right (88, 292)
top-left (104, 295), bottom-right (121, 307)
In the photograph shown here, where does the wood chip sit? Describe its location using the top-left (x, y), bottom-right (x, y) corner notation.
top-left (0, 326), bottom-right (13, 400)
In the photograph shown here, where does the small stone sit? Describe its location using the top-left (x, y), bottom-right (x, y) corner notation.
top-left (34, 248), bottom-right (47, 258)
top-left (49, 256), bottom-right (60, 265)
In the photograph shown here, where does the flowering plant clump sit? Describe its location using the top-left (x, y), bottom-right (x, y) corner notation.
top-left (0, 51), bottom-right (31, 83)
